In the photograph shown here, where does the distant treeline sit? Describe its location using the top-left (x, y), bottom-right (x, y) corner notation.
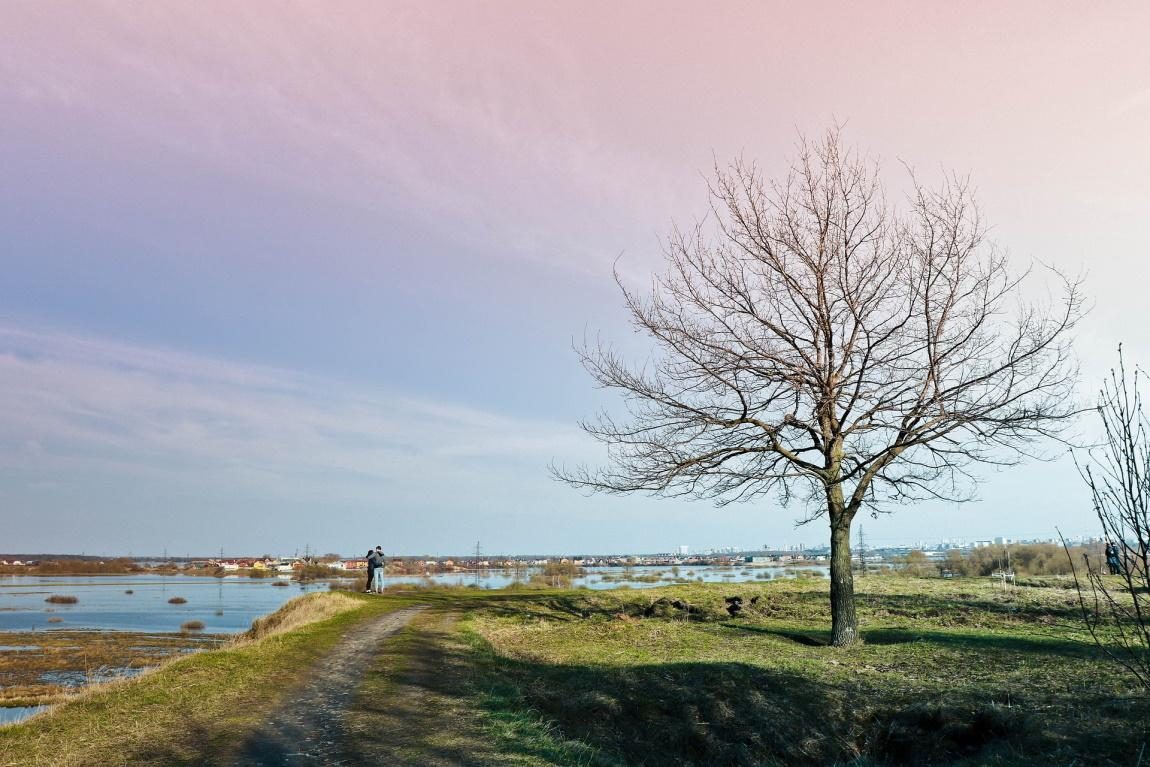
top-left (897, 543), bottom-right (1099, 577)
top-left (1, 557), bottom-right (146, 575)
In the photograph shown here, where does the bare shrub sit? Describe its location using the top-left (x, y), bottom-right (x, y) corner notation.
top-left (1070, 347), bottom-right (1150, 688)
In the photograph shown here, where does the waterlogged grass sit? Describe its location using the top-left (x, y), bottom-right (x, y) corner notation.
top-left (0, 631), bottom-right (226, 704)
top-left (44, 595), bottom-right (78, 605)
top-left (0, 591), bottom-right (416, 767)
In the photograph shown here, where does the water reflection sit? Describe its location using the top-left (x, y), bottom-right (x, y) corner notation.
top-left (0, 566), bottom-right (828, 634)
top-left (0, 705), bottom-right (50, 726)
top-left (379, 564), bottom-right (828, 590)
top-left (0, 575), bottom-right (326, 633)
top-left (40, 667), bottom-right (145, 687)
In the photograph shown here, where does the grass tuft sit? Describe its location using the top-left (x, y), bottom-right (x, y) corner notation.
top-left (45, 595), bottom-right (78, 604)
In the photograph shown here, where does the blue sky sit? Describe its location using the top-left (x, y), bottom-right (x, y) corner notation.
top-left (2, 2), bottom-right (1149, 555)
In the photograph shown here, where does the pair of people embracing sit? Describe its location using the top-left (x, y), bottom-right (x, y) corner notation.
top-left (364, 545), bottom-right (385, 592)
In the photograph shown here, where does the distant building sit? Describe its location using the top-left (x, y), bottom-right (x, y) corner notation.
top-left (678, 545), bottom-right (689, 556)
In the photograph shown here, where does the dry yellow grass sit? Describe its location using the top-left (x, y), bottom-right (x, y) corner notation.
top-left (235, 591), bottom-right (360, 643)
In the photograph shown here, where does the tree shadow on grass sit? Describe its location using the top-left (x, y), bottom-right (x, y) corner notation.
top-left (720, 622), bottom-right (1099, 659)
top-left (481, 651), bottom-right (1099, 767)
top-left (114, 720), bottom-right (242, 767)
top-left (859, 627), bottom-right (1098, 658)
top-left (854, 591), bottom-right (1082, 624)
top-left (720, 625), bottom-right (831, 647)
top-left (342, 614), bottom-right (602, 766)
top-left (342, 614), bottom-right (1081, 767)
top-left (497, 658), bottom-right (858, 766)
top-left (350, 623), bottom-right (862, 766)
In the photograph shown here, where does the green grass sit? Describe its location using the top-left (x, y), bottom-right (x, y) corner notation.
top-left (446, 578), bottom-right (1149, 766)
top-left (342, 606), bottom-right (601, 766)
top-left (3, 579), bottom-right (1147, 766)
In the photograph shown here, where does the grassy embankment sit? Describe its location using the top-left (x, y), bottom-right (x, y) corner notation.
top-left (0, 590), bottom-right (417, 767)
top-left (344, 577), bottom-right (1149, 766)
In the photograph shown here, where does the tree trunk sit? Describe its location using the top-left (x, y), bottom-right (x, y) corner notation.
top-left (828, 505), bottom-right (858, 647)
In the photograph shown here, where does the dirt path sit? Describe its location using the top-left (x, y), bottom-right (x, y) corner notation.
top-left (228, 604), bottom-right (426, 767)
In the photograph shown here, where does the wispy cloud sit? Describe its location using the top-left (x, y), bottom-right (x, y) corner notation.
top-left (0, 3), bottom-right (682, 278)
top-left (0, 324), bottom-right (586, 505)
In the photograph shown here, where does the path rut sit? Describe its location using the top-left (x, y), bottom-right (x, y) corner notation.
top-left (228, 604), bottom-right (426, 767)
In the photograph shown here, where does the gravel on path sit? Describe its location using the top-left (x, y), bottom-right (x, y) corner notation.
top-left (228, 604), bottom-right (426, 767)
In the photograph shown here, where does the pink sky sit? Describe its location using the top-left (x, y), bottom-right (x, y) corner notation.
top-left (2, 2), bottom-right (1148, 553)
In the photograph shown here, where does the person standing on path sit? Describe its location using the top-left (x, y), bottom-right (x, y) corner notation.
top-left (371, 545), bottom-right (386, 593)
top-left (364, 547), bottom-right (383, 592)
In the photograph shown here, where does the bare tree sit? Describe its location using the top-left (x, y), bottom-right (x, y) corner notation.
top-left (556, 128), bottom-right (1083, 647)
top-left (1070, 348), bottom-right (1150, 686)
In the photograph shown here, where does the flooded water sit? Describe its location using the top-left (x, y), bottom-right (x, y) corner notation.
top-left (0, 565), bottom-right (827, 634)
top-left (382, 564), bottom-right (828, 590)
top-left (0, 575), bottom-right (329, 633)
top-left (0, 705), bottom-right (49, 726)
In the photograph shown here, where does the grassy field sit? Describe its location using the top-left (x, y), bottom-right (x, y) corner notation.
top-left (520, 578), bottom-right (1146, 765)
top-left (342, 577), bottom-right (1149, 766)
top-left (2, 577), bottom-right (1147, 766)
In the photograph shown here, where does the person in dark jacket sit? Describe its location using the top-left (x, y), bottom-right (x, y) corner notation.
top-left (1105, 539), bottom-right (1122, 576)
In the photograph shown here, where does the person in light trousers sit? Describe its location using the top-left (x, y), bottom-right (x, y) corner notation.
top-left (364, 547), bottom-right (383, 592)
top-left (369, 545), bottom-right (386, 593)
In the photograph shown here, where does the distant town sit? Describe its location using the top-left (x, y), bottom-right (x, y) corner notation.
top-left (0, 533), bottom-right (1105, 573)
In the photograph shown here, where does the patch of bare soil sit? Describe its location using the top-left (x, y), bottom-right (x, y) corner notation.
top-left (340, 610), bottom-right (555, 767)
top-left (228, 605), bottom-right (425, 766)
